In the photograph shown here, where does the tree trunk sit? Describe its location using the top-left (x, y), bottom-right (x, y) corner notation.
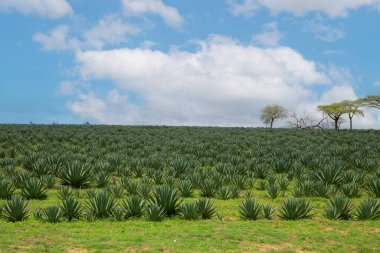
top-left (270, 118), bottom-right (274, 129)
top-left (334, 118), bottom-right (339, 130)
top-left (349, 115), bottom-right (353, 131)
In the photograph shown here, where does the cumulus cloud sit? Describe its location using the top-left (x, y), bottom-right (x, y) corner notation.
top-left (122, 0), bottom-right (183, 28)
top-left (67, 35), bottom-right (340, 126)
top-left (227, 0), bottom-right (379, 17)
top-left (0, 0), bottom-right (73, 19)
top-left (253, 22), bottom-right (284, 47)
top-left (226, 0), bottom-right (258, 17)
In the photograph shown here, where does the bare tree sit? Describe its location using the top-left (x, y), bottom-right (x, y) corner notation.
top-left (287, 111), bottom-right (328, 130)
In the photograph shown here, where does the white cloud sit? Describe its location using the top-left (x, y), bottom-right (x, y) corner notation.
top-left (34, 16), bottom-right (139, 51)
top-left (33, 25), bottom-right (80, 51)
top-left (0, 0), bottom-right (73, 19)
top-left (226, 0), bottom-right (258, 17)
top-left (227, 0), bottom-right (380, 17)
top-left (82, 15), bottom-right (140, 50)
top-left (122, 0), bottom-right (183, 28)
top-left (253, 22), bottom-right (284, 47)
top-left (304, 16), bottom-right (345, 42)
top-left (255, 0), bottom-right (379, 17)
top-left (68, 35), bottom-right (338, 126)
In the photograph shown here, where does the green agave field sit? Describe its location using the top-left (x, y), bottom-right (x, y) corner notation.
top-left (0, 125), bottom-right (380, 252)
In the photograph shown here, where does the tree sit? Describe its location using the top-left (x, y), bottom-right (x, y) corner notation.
top-left (318, 103), bottom-right (345, 130)
top-left (287, 111), bottom-right (327, 130)
top-left (261, 105), bottom-right (287, 129)
top-left (339, 100), bottom-right (364, 130)
top-left (357, 95), bottom-right (380, 109)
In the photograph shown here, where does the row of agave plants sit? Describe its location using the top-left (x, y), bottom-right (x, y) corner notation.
top-left (1, 125), bottom-right (380, 223)
top-left (1, 188), bottom-right (379, 223)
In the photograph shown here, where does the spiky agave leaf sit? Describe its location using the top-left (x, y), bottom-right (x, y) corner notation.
top-left (2, 196), bottom-right (30, 222)
top-left (324, 196), bottom-right (354, 220)
top-left (149, 185), bottom-right (182, 217)
top-left (239, 198), bottom-right (262, 220)
top-left (279, 198), bottom-right (313, 220)
top-left (196, 198), bottom-right (216, 219)
top-left (355, 198), bottom-right (380, 220)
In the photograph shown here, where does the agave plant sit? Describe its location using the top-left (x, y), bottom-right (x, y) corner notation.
top-left (122, 195), bottom-right (145, 218)
top-left (278, 198), bottom-right (313, 220)
top-left (324, 196), bottom-right (354, 220)
top-left (145, 203), bottom-right (165, 222)
top-left (86, 191), bottom-right (116, 219)
top-left (312, 182), bottom-right (334, 198)
top-left (179, 202), bottom-right (199, 220)
top-left (1, 196), bottom-right (30, 222)
top-left (366, 178), bottom-right (380, 198)
top-left (150, 185), bottom-right (182, 216)
top-left (60, 196), bottom-right (82, 221)
top-left (266, 184), bottom-right (281, 199)
top-left (20, 177), bottom-right (48, 200)
top-left (0, 179), bottom-right (14, 199)
top-left (60, 162), bottom-right (92, 188)
top-left (177, 180), bottom-right (194, 197)
top-left (57, 186), bottom-right (74, 200)
top-left (263, 205), bottom-right (276, 220)
top-left (199, 179), bottom-right (217, 198)
top-left (340, 182), bottom-right (361, 198)
top-left (122, 178), bottom-right (140, 195)
top-left (138, 183), bottom-right (152, 199)
top-left (196, 198), bottom-right (215, 219)
top-left (239, 198), bottom-right (262, 220)
top-left (93, 170), bottom-right (110, 188)
top-left (106, 185), bottom-right (125, 199)
top-left (355, 198), bottom-right (380, 220)
top-left (111, 207), bottom-right (126, 222)
top-left (217, 186), bottom-right (232, 200)
top-left (40, 205), bottom-right (63, 223)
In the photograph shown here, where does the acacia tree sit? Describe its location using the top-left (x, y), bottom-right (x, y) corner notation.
top-left (340, 100), bottom-right (364, 130)
top-left (358, 95), bottom-right (380, 109)
top-left (261, 105), bottom-right (287, 128)
top-left (318, 104), bottom-right (346, 130)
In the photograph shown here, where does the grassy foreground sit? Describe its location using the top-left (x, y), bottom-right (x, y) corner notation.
top-left (1, 218), bottom-right (379, 252)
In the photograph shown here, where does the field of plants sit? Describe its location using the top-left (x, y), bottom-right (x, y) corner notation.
top-left (0, 125), bottom-right (380, 252)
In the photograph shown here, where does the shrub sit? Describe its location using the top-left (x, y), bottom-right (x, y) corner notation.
top-left (355, 198), bottom-right (380, 220)
top-left (111, 207), bottom-right (125, 222)
top-left (324, 196), bottom-right (354, 220)
top-left (1, 196), bottom-right (30, 222)
top-left (239, 198), bottom-right (262, 220)
top-left (196, 198), bottom-right (215, 219)
top-left (340, 182), bottom-right (361, 198)
top-left (279, 198), bottom-right (313, 220)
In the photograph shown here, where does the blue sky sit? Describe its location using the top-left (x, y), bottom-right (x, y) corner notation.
top-left (1, 0), bottom-right (380, 128)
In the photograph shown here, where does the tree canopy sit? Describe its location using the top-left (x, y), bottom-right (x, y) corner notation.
top-left (261, 104), bottom-right (287, 129)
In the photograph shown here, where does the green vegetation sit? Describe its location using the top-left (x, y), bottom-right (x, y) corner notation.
top-left (0, 125), bottom-right (380, 252)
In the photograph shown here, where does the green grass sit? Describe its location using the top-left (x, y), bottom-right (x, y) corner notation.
top-left (1, 190), bottom-right (380, 252)
top-left (1, 217), bottom-right (379, 252)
